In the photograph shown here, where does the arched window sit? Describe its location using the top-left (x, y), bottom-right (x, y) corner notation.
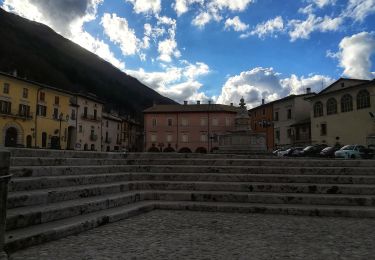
top-left (341, 94), bottom-right (353, 112)
top-left (326, 98), bottom-right (337, 115)
top-left (357, 90), bottom-right (370, 109)
top-left (313, 102), bottom-right (323, 117)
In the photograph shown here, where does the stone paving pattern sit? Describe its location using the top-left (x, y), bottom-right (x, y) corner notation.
top-left (9, 210), bottom-right (375, 260)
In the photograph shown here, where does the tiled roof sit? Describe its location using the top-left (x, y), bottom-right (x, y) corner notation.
top-left (144, 104), bottom-right (239, 113)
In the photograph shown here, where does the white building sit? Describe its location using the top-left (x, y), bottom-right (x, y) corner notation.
top-left (102, 112), bottom-right (122, 151)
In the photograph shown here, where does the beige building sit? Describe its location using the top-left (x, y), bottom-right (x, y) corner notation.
top-left (309, 78), bottom-right (374, 146)
top-left (102, 112), bottom-right (122, 152)
top-left (273, 92), bottom-right (315, 147)
top-left (70, 94), bottom-right (104, 151)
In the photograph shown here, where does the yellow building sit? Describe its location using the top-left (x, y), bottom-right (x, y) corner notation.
top-left (0, 72), bottom-right (72, 149)
top-left (309, 78), bottom-right (375, 147)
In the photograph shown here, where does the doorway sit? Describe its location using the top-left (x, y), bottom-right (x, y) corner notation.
top-left (26, 135), bottom-right (32, 148)
top-left (5, 127), bottom-right (17, 147)
top-left (42, 132), bottom-right (47, 148)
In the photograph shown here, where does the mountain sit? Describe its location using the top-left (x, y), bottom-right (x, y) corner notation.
top-left (0, 8), bottom-right (176, 119)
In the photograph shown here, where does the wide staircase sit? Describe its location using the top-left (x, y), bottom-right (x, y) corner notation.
top-left (4, 149), bottom-right (375, 252)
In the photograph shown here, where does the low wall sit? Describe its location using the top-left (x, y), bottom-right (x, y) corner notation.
top-left (0, 150), bottom-right (11, 260)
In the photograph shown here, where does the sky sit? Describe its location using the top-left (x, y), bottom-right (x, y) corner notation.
top-left (1, 0), bottom-right (375, 108)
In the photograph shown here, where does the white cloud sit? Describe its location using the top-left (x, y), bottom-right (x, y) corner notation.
top-left (216, 67), bottom-right (333, 107)
top-left (332, 32), bottom-right (375, 79)
top-left (345, 0), bottom-right (375, 22)
top-left (2, 0), bottom-right (126, 70)
top-left (288, 14), bottom-right (342, 41)
top-left (101, 13), bottom-right (140, 56)
top-left (173, 0), bottom-right (204, 16)
top-left (126, 62), bottom-right (210, 103)
top-left (192, 12), bottom-right (212, 28)
top-left (212, 0), bottom-right (254, 12)
top-left (158, 38), bottom-right (181, 62)
top-left (224, 16), bottom-right (249, 32)
top-left (311, 0), bottom-right (336, 8)
top-left (125, 0), bottom-right (161, 14)
top-left (241, 16), bottom-right (284, 39)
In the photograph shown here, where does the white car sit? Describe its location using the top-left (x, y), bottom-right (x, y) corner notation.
top-left (334, 145), bottom-right (366, 159)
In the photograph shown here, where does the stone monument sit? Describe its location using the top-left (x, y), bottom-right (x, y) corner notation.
top-left (217, 98), bottom-right (267, 154)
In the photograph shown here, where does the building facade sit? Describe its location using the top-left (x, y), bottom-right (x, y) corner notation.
top-left (144, 102), bottom-right (238, 153)
top-left (273, 92), bottom-right (314, 148)
top-left (0, 72), bottom-right (71, 149)
top-left (248, 99), bottom-right (274, 151)
top-left (309, 78), bottom-right (374, 146)
top-left (102, 112), bottom-right (122, 152)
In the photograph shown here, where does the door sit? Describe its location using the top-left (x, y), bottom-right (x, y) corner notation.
top-left (26, 135), bottom-right (32, 148)
top-left (42, 132), bottom-right (47, 148)
top-left (67, 126), bottom-right (76, 150)
top-left (5, 127), bottom-right (17, 147)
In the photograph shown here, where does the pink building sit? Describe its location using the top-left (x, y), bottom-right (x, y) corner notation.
top-left (143, 101), bottom-right (238, 153)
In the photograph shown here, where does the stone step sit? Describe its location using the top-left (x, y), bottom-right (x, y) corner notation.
top-left (10, 165), bottom-right (375, 178)
top-left (6, 191), bottom-right (145, 231)
top-left (8, 181), bottom-right (375, 209)
top-left (5, 200), bottom-right (375, 252)
top-left (10, 172), bottom-right (375, 192)
top-left (5, 201), bottom-right (155, 253)
top-left (10, 157), bottom-right (375, 167)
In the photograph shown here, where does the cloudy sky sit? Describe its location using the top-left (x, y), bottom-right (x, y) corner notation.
top-left (1, 0), bottom-right (375, 108)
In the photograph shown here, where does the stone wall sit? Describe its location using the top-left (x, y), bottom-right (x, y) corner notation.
top-left (0, 150), bottom-right (11, 260)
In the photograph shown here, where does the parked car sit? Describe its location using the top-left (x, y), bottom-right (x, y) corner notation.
top-left (300, 144), bottom-right (328, 157)
top-left (334, 145), bottom-right (366, 159)
top-left (284, 147), bottom-right (304, 157)
top-left (320, 146), bottom-right (341, 158)
top-left (277, 148), bottom-right (290, 157)
top-left (272, 148), bottom-right (283, 156)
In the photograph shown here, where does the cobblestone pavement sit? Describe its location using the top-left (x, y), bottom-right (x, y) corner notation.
top-left (9, 210), bottom-right (375, 260)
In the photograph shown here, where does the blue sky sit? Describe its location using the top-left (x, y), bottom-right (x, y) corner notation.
top-left (1, 0), bottom-right (375, 107)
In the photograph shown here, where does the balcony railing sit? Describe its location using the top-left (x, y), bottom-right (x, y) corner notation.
top-left (0, 111), bottom-right (33, 120)
top-left (81, 114), bottom-right (101, 122)
top-left (90, 134), bottom-right (98, 141)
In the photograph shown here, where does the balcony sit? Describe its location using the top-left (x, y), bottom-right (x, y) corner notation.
top-left (0, 111), bottom-right (33, 120)
top-left (90, 134), bottom-right (98, 141)
top-left (81, 114), bottom-right (101, 122)
top-left (105, 137), bottom-right (112, 144)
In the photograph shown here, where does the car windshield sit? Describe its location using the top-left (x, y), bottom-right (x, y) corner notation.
top-left (341, 145), bottom-right (354, 150)
top-left (322, 147), bottom-right (332, 152)
top-left (303, 146), bottom-right (313, 151)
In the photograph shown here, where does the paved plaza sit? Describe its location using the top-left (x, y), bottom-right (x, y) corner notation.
top-left (9, 210), bottom-right (375, 260)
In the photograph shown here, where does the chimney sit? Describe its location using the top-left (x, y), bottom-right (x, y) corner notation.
top-left (306, 87), bottom-right (311, 94)
top-left (183, 101), bottom-right (188, 105)
top-left (262, 99), bottom-right (265, 105)
top-left (197, 100), bottom-right (200, 105)
top-left (230, 103), bottom-right (233, 106)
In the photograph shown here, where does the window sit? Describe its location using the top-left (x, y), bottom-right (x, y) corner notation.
top-left (320, 123), bottom-right (327, 136)
top-left (83, 107), bottom-right (88, 117)
top-left (274, 111), bottom-right (279, 121)
top-left (200, 117), bottom-right (207, 126)
top-left (0, 100), bottom-right (11, 114)
top-left (166, 134), bottom-right (172, 142)
top-left (19, 104), bottom-right (30, 117)
top-left (167, 118), bottom-right (173, 126)
top-left (212, 118), bottom-right (218, 126)
top-left (275, 129), bottom-right (280, 140)
top-left (152, 118), bottom-right (157, 127)
top-left (106, 121), bottom-right (109, 127)
top-left (37, 105), bottom-right (47, 117)
top-left (181, 117), bottom-right (188, 126)
top-left (151, 134), bottom-right (157, 142)
top-left (313, 102), bottom-right (323, 117)
top-left (225, 118), bottom-right (231, 127)
top-left (71, 109), bottom-right (76, 120)
top-left (117, 123), bottom-right (120, 130)
top-left (287, 109), bottom-right (292, 119)
top-left (182, 134), bottom-right (188, 143)
top-left (39, 92), bottom-right (45, 102)
top-left (54, 96), bottom-right (59, 105)
top-left (3, 83), bottom-right (9, 94)
top-left (79, 125), bottom-right (83, 133)
top-left (326, 98), bottom-right (337, 115)
top-left (94, 109), bottom-right (97, 120)
top-left (341, 94), bottom-right (353, 112)
top-left (262, 108), bottom-right (265, 115)
top-left (22, 88), bottom-right (28, 98)
top-left (357, 90), bottom-right (370, 109)
top-left (200, 133), bottom-right (207, 142)
top-left (53, 108), bottom-right (59, 119)
top-left (287, 128), bottom-right (292, 138)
